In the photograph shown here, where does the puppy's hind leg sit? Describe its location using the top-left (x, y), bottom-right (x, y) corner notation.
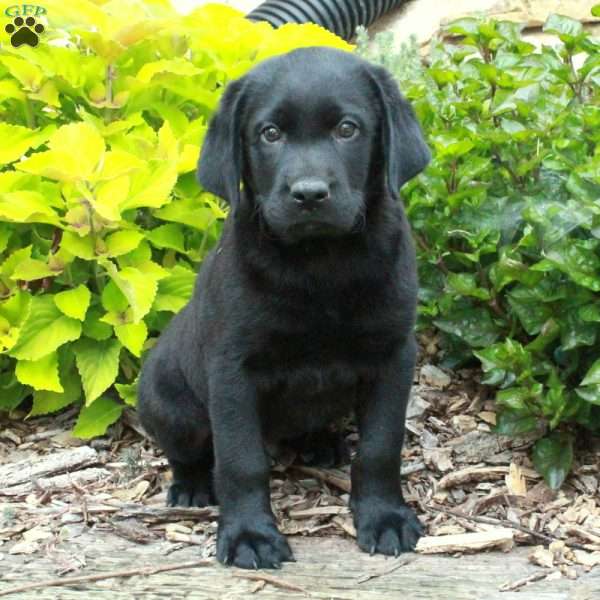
top-left (138, 358), bottom-right (216, 507)
top-left (167, 442), bottom-right (216, 507)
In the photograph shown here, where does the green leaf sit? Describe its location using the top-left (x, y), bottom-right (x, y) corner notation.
top-left (146, 224), bottom-right (186, 252)
top-left (54, 285), bottom-right (92, 321)
top-left (115, 379), bottom-right (138, 407)
top-left (434, 307), bottom-right (500, 348)
top-left (0, 55), bottom-right (43, 89)
top-left (579, 304), bottom-right (600, 323)
top-left (432, 135), bottom-right (474, 159)
top-left (72, 396), bottom-right (124, 439)
top-left (9, 296), bottom-right (81, 361)
top-left (581, 359), bottom-right (600, 386)
top-left (136, 58), bottom-right (205, 84)
top-left (494, 409), bottom-right (538, 436)
top-left (2, 247), bottom-right (31, 278)
top-left (61, 231), bottom-right (95, 260)
top-left (543, 14), bottom-right (583, 38)
top-left (74, 337), bottom-right (121, 405)
top-left (446, 273), bottom-right (490, 300)
top-left (0, 191), bottom-right (60, 226)
top-left (542, 242), bottom-right (600, 291)
top-left (114, 321), bottom-right (147, 357)
top-left (154, 198), bottom-right (219, 230)
top-left (122, 162), bottom-right (178, 211)
top-left (0, 289), bottom-right (31, 327)
top-left (30, 366), bottom-right (82, 416)
top-left (93, 175), bottom-right (130, 221)
top-left (496, 386), bottom-right (536, 411)
top-left (15, 352), bottom-right (63, 392)
top-left (105, 230), bottom-right (145, 257)
top-left (507, 290), bottom-right (553, 336)
top-left (575, 385), bottom-right (600, 405)
top-left (17, 122), bottom-right (105, 182)
top-left (445, 17), bottom-right (479, 37)
top-left (489, 256), bottom-right (543, 292)
top-left (101, 260), bottom-right (159, 323)
top-left (153, 265), bottom-right (195, 312)
top-left (0, 372), bottom-right (29, 411)
top-left (82, 305), bottom-right (113, 341)
top-left (0, 124), bottom-right (55, 165)
top-left (11, 258), bottom-right (57, 281)
top-left (101, 280), bottom-right (129, 313)
top-left (593, 4), bottom-right (600, 18)
top-left (532, 432), bottom-right (574, 490)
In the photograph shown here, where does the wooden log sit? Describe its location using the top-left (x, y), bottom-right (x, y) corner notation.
top-left (1, 468), bottom-right (110, 496)
top-left (416, 529), bottom-right (515, 554)
top-left (0, 446), bottom-right (98, 491)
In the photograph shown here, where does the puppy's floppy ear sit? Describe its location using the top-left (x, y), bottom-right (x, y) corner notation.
top-left (197, 77), bottom-right (246, 209)
top-left (369, 66), bottom-right (430, 199)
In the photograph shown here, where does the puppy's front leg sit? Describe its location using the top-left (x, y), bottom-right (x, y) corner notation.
top-left (209, 365), bottom-right (294, 569)
top-left (351, 337), bottom-right (423, 556)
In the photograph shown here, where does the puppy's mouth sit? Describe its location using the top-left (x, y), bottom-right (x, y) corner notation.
top-left (288, 221), bottom-right (344, 237)
top-left (286, 221), bottom-right (345, 239)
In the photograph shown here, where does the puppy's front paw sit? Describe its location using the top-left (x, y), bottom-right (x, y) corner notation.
top-left (354, 500), bottom-right (422, 556)
top-left (217, 516), bottom-right (294, 569)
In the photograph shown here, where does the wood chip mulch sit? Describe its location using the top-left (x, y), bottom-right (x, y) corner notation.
top-left (1, 338), bottom-right (599, 585)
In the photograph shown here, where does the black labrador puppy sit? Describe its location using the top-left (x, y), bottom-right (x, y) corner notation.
top-left (138, 46), bottom-right (430, 569)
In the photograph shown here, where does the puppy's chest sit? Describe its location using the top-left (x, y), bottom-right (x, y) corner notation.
top-left (244, 303), bottom-right (401, 383)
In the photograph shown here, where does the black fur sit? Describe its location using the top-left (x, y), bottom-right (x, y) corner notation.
top-left (138, 47), bottom-right (430, 569)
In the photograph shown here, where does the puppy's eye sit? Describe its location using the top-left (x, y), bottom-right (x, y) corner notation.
top-left (336, 121), bottom-right (358, 139)
top-left (261, 126), bottom-right (281, 143)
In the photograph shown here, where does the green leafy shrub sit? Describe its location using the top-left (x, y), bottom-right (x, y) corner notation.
top-left (0, 0), bottom-right (351, 437)
top-left (2, 0), bottom-right (599, 490)
top-left (360, 12), bottom-right (599, 488)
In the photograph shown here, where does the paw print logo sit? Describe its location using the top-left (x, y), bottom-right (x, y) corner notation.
top-left (5, 16), bottom-right (45, 48)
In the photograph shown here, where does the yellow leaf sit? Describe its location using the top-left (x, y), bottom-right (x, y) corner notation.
top-left (157, 120), bottom-right (178, 162)
top-left (122, 163), bottom-right (177, 211)
top-left (0, 80), bottom-right (25, 102)
top-left (94, 175), bottom-right (130, 221)
top-left (96, 149), bottom-right (145, 181)
top-left (0, 191), bottom-right (60, 225)
top-left (11, 258), bottom-right (58, 281)
top-left (136, 58), bottom-right (204, 84)
top-left (29, 81), bottom-right (61, 107)
top-left (16, 150), bottom-right (81, 182)
top-left (0, 56), bottom-right (44, 90)
top-left (178, 144), bottom-right (200, 174)
top-left (17, 122), bottom-right (105, 182)
top-left (0, 124), bottom-right (54, 165)
top-left (16, 352), bottom-right (64, 393)
top-left (48, 123), bottom-right (105, 178)
top-left (54, 285), bottom-right (91, 321)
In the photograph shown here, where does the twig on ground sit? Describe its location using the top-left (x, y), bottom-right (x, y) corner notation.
top-left (0, 560), bottom-right (214, 597)
top-left (292, 466), bottom-right (351, 493)
top-left (498, 570), bottom-right (549, 592)
top-left (232, 572), bottom-right (309, 595)
top-left (356, 557), bottom-right (415, 583)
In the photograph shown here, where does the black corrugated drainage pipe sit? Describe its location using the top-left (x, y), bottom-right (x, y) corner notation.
top-left (246, 0), bottom-right (408, 41)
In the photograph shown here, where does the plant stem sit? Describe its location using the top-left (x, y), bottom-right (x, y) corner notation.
top-left (104, 63), bottom-right (115, 124)
top-left (23, 98), bottom-right (36, 129)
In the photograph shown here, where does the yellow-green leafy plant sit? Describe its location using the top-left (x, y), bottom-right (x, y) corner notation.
top-left (0, 0), bottom-right (351, 437)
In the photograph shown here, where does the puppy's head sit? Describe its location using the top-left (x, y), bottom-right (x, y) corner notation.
top-left (198, 47), bottom-right (429, 244)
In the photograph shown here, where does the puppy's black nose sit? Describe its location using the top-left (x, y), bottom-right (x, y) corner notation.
top-left (290, 178), bottom-right (330, 210)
